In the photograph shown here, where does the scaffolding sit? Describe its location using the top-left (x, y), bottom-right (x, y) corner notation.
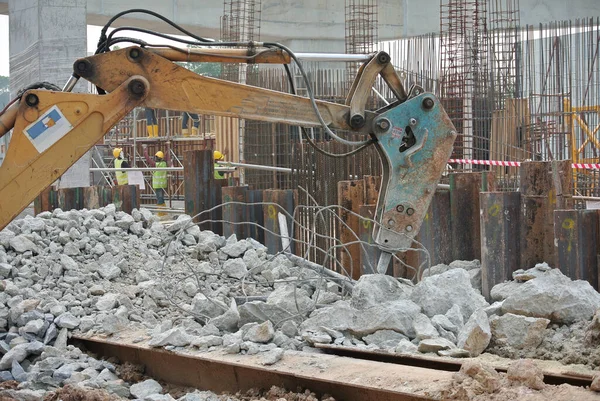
top-left (220, 0), bottom-right (262, 83)
top-left (439, 0), bottom-right (491, 167)
top-left (345, 0), bottom-right (378, 91)
top-left (489, 0), bottom-right (521, 107)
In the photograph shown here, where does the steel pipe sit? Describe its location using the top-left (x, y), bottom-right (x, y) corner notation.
top-left (295, 52), bottom-right (373, 62)
top-left (216, 161), bottom-right (292, 173)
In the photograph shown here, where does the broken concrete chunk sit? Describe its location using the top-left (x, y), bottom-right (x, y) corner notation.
top-left (501, 269), bottom-right (600, 324)
top-left (591, 372), bottom-right (600, 392)
top-left (445, 304), bottom-right (464, 331)
top-left (0, 343), bottom-right (29, 369)
top-left (458, 361), bottom-right (502, 393)
top-left (55, 312), bottom-right (80, 329)
top-left (362, 330), bottom-right (408, 349)
top-left (352, 299), bottom-right (421, 338)
top-left (191, 294), bottom-right (228, 319)
top-left (432, 314), bottom-right (458, 334)
top-left (506, 359), bottom-right (545, 390)
top-left (98, 264), bottom-right (121, 280)
top-left (267, 285), bottom-right (313, 316)
top-left (489, 281), bottom-right (522, 302)
top-left (130, 379), bottom-right (164, 399)
top-left (421, 263), bottom-right (451, 278)
top-left (96, 293), bottom-right (119, 311)
top-left (395, 338), bottom-right (418, 354)
top-left (490, 313), bottom-right (549, 349)
top-left (413, 313), bottom-right (439, 341)
top-left (302, 331), bottom-right (332, 345)
top-left (11, 360), bottom-right (26, 382)
top-left (418, 337), bottom-right (456, 353)
top-left (449, 260), bottom-right (481, 271)
top-left (222, 258), bottom-right (248, 279)
top-left (221, 239), bottom-right (251, 258)
top-left (148, 328), bottom-right (191, 347)
top-left (167, 214), bottom-right (193, 233)
top-left (209, 299), bottom-right (239, 332)
top-left (438, 348), bottom-right (470, 358)
top-left (0, 263), bottom-right (13, 279)
top-left (457, 309), bottom-right (491, 357)
top-left (243, 321), bottom-right (275, 343)
top-left (351, 274), bottom-right (413, 310)
top-left (191, 335), bottom-right (223, 349)
top-left (261, 348), bottom-right (284, 365)
top-left (9, 235), bottom-right (38, 254)
top-left (411, 269), bottom-right (488, 322)
top-left (115, 214), bottom-right (134, 230)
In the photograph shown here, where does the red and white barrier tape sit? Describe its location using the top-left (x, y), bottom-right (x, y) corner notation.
top-left (447, 159), bottom-right (600, 170)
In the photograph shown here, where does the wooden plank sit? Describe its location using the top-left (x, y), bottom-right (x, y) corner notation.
top-left (183, 150), bottom-right (220, 232)
top-left (450, 172), bottom-right (496, 261)
top-left (338, 180), bottom-right (365, 279)
top-left (554, 209), bottom-right (599, 290)
top-left (480, 192), bottom-right (521, 301)
top-left (262, 189), bottom-right (296, 255)
top-left (222, 186), bottom-right (248, 239)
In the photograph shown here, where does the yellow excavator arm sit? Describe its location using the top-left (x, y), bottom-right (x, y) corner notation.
top-left (0, 44), bottom-right (456, 267)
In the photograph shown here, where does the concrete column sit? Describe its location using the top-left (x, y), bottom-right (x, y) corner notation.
top-left (7, 0), bottom-right (90, 188)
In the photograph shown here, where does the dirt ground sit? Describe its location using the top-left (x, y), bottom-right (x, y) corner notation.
top-left (71, 334), bottom-right (600, 401)
top-left (486, 320), bottom-right (600, 369)
top-left (43, 385), bottom-right (122, 401)
top-left (438, 360), bottom-right (600, 401)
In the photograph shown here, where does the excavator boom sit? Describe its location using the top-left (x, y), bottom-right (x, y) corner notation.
top-left (0, 44), bottom-right (456, 264)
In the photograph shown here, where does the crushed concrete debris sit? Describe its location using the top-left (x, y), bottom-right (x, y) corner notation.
top-left (0, 207), bottom-right (600, 399)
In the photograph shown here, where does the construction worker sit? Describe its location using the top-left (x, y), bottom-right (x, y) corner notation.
top-left (182, 112), bottom-right (200, 137)
top-left (143, 144), bottom-right (171, 216)
top-left (145, 108), bottom-right (159, 137)
top-left (213, 150), bottom-right (226, 180)
top-left (112, 148), bottom-right (129, 185)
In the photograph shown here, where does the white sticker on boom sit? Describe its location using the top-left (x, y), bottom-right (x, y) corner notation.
top-left (24, 106), bottom-right (73, 153)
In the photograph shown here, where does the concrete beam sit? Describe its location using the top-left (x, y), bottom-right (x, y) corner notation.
top-left (8, 0), bottom-right (88, 95)
top-left (7, 0), bottom-right (90, 187)
top-left (2, 0), bottom-right (600, 41)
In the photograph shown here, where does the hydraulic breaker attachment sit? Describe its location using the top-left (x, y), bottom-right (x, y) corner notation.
top-left (371, 93), bottom-right (457, 267)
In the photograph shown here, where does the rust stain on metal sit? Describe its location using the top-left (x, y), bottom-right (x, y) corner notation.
top-left (338, 180), bottom-right (365, 279)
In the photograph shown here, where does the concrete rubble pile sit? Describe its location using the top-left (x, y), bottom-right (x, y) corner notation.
top-left (0, 205), bottom-right (600, 399)
top-left (0, 205), bottom-right (343, 400)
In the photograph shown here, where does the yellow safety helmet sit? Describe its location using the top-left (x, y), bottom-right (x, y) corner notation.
top-left (155, 151), bottom-right (164, 159)
top-left (113, 148), bottom-right (122, 158)
top-left (213, 150), bottom-right (224, 161)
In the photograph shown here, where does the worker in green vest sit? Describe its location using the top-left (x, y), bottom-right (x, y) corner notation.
top-left (112, 148), bottom-right (129, 185)
top-left (214, 150), bottom-right (226, 180)
top-left (143, 144), bottom-right (171, 216)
